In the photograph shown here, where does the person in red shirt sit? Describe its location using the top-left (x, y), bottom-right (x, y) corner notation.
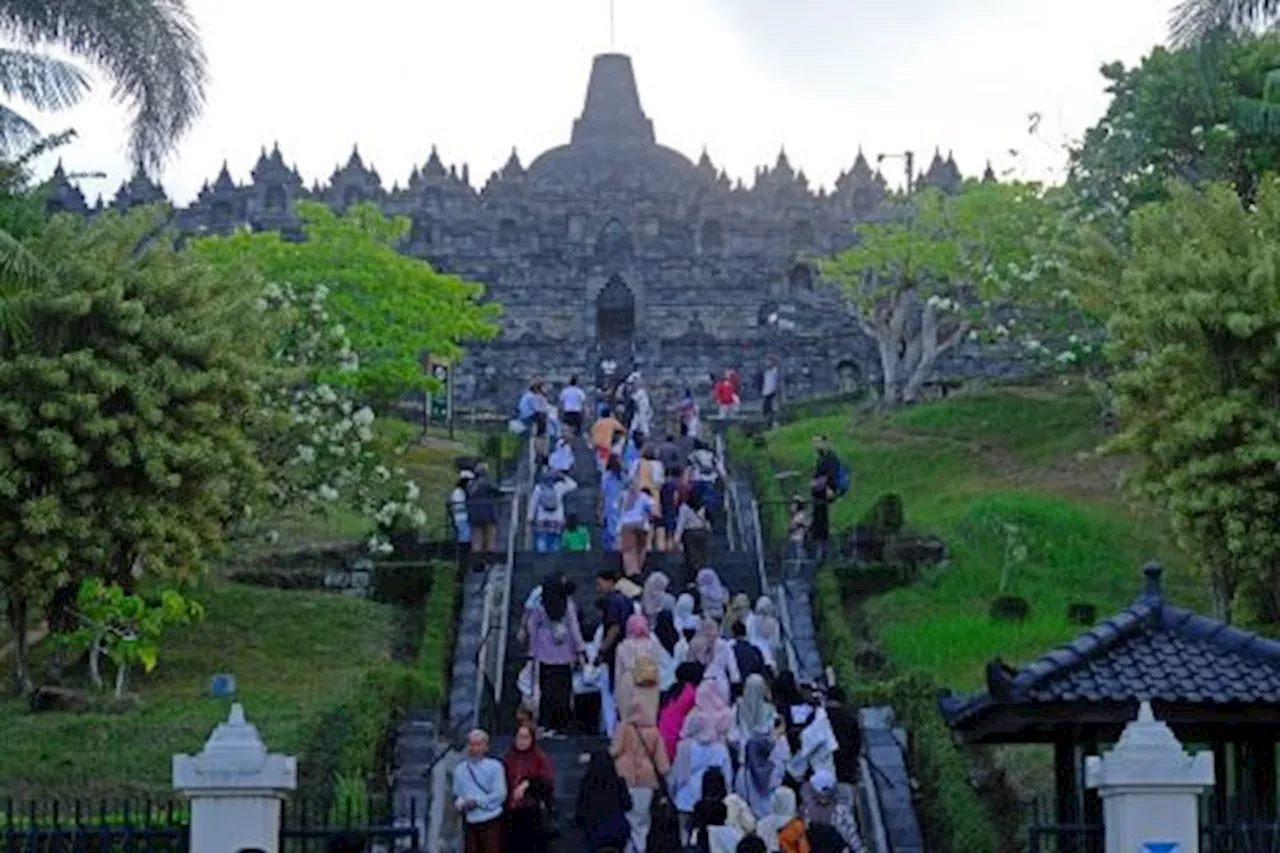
top-left (713, 371), bottom-right (740, 420)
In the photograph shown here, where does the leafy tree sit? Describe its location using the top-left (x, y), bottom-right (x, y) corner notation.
top-left (60, 577), bottom-right (204, 698)
top-left (192, 201), bottom-right (500, 404)
top-left (1070, 36), bottom-right (1280, 218)
top-left (822, 181), bottom-right (1092, 405)
top-left (0, 0), bottom-right (207, 169)
top-left (238, 279), bottom-right (428, 555)
top-left (1097, 178), bottom-right (1280, 623)
top-left (0, 208), bottom-right (265, 692)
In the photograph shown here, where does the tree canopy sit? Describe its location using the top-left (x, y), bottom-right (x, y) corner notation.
top-left (0, 208), bottom-right (265, 690)
top-left (1095, 178), bottom-right (1280, 624)
top-left (1069, 35), bottom-right (1280, 219)
top-left (192, 201), bottom-right (500, 403)
top-left (823, 181), bottom-right (1089, 404)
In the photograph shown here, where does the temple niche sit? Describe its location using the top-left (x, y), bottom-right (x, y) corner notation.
top-left (47, 51), bottom-right (984, 408)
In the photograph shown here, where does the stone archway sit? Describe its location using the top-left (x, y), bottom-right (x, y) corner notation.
top-left (596, 274), bottom-right (636, 343)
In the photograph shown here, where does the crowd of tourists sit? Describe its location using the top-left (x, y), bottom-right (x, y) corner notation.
top-left (456, 563), bottom-right (866, 853)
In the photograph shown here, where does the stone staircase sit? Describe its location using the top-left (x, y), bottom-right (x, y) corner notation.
top-left (486, 435), bottom-right (759, 851)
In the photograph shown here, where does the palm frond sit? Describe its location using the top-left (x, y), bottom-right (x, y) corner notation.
top-left (0, 47), bottom-right (85, 114)
top-left (0, 0), bottom-right (207, 170)
top-left (0, 101), bottom-right (40, 153)
top-left (1169, 0), bottom-right (1280, 46)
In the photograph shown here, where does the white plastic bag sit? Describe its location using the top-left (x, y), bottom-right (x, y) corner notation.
top-left (517, 659), bottom-right (539, 712)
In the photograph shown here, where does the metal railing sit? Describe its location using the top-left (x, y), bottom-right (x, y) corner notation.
top-left (471, 448), bottom-right (528, 732)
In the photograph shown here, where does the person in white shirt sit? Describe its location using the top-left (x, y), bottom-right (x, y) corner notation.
top-left (761, 358), bottom-right (780, 428)
top-left (559, 375), bottom-right (587, 436)
top-left (629, 374), bottom-right (654, 440)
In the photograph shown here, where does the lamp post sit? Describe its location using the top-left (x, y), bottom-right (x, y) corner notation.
top-left (876, 150), bottom-right (915, 195)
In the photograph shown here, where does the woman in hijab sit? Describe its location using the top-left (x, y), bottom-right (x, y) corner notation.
top-left (734, 731), bottom-right (781, 821)
top-left (687, 617), bottom-right (740, 701)
top-left (669, 712), bottom-right (734, 815)
top-left (653, 609), bottom-right (682, 695)
top-left (641, 571), bottom-right (674, 620)
top-left (525, 573), bottom-right (586, 734)
top-left (574, 749), bottom-right (633, 853)
top-left (680, 680), bottom-right (735, 745)
top-left (503, 723), bottom-right (556, 853)
top-left (610, 700), bottom-right (670, 853)
top-left (614, 613), bottom-right (661, 725)
top-left (747, 596), bottom-right (784, 670)
top-left (674, 593), bottom-right (701, 638)
top-left (720, 593), bottom-right (752, 639)
top-left (689, 799), bottom-right (741, 853)
top-left (659, 661), bottom-right (703, 759)
top-left (731, 674), bottom-right (777, 749)
top-left (696, 568), bottom-right (729, 621)
top-left (801, 769), bottom-right (864, 853)
top-left (755, 787), bottom-right (808, 853)
top-left (696, 765), bottom-right (757, 837)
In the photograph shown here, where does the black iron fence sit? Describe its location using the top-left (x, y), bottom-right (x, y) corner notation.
top-left (0, 794), bottom-right (419, 853)
top-left (1024, 796), bottom-right (1280, 853)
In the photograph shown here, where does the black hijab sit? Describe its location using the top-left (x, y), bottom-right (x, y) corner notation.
top-left (575, 750), bottom-right (629, 826)
top-left (542, 573), bottom-right (568, 622)
top-left (654, 609), bottom-right (679, 655)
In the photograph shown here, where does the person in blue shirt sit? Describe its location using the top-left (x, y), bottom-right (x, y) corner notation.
top-left (453, 728), bottom-right (508, 853)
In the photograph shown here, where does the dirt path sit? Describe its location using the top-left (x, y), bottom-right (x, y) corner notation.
top-left (864, 424), bottom-right (1131, 502)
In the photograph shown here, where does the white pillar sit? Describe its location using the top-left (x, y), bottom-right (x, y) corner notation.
top-left (1085, 701), bottom-right (1214, 853)
top-left (173, 703), bottom-right (298, 853)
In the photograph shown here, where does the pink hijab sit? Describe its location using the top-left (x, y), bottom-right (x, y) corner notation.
top-left (658, 682), bottom-right (697, 759)
top-left (680, 680), bottom-right (733, 742)
top-left (626, 613), bottom-right (650, 639)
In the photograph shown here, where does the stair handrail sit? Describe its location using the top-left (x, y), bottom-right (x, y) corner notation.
top-left (490, 477), bottom-right (520, 719)
top-left (472, 443), bottom-right (528, 731)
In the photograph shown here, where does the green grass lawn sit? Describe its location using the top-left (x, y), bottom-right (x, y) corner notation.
top-left (760, 377), bottom-right (1203, 692)
top-left (0, 583), bottom-right (396, 799)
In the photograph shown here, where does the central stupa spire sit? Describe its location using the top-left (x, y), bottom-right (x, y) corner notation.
top-left (571, 53), bottom-right (655, 147)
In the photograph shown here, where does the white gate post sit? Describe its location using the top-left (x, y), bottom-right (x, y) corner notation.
top-left (173, 703), bottom-right (297, 853)
top-left (1085, 701), bottom-right (1214, 853)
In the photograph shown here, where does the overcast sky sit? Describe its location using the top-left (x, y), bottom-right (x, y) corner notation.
top-left (34, 0), bottom-right (1171, 204)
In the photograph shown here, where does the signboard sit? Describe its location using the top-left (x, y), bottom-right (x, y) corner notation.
top-left (421, 353), bottom-right (454, 437)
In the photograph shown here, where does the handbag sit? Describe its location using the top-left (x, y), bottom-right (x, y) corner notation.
top-left (633, 724), bottom-right (680, 852)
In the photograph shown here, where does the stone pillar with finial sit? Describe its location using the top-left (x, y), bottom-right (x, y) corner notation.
top-left (1086, 700), bottom-right (1214, 853)
top-left (173, 703), bottom-right (297, 853)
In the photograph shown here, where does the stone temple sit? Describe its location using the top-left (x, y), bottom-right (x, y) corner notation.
top-left (44, 53), bottom-right (1001, 409)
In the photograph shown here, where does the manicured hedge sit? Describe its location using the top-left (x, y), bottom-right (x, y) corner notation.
top-left (298, 559), bottom-right (461, 806)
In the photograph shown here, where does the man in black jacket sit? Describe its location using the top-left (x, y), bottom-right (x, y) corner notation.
top-left (810, 435), bottom-right (842, 563)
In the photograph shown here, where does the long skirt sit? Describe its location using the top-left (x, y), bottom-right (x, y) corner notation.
top-left (538, 662), bottom-right (573, 732)
top-left (682, 528), bottom-right (710, 577)
top-left (625, 786), bottom-right (653, 853)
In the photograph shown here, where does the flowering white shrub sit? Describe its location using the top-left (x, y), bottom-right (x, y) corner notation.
top-left (251, 281), bottom-right (426, 554)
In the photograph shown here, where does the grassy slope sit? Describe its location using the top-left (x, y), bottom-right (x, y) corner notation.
top-left (763, 378), bottom-right (1203, 692)
top-left (0, 584), bottom-right (396, 799)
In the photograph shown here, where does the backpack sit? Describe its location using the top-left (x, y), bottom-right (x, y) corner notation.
top-left (835, 463), bottom-right (852, 497)
top-left (633, 654), bottom-right (659, 688)
top-left (537, 485), bottom-right (562, 515)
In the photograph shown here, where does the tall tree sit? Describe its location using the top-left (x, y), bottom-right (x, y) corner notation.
top-left (0, 207), bottom-right (265, 692)
top-left (0, 0), bottom-right (207, 169)
top-left (1095, 178), bottom-right (1280, 624)
top-left (823, 181), bottom-right (1088, 405)
top-left (192, 201), bottom-right (500, 405)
